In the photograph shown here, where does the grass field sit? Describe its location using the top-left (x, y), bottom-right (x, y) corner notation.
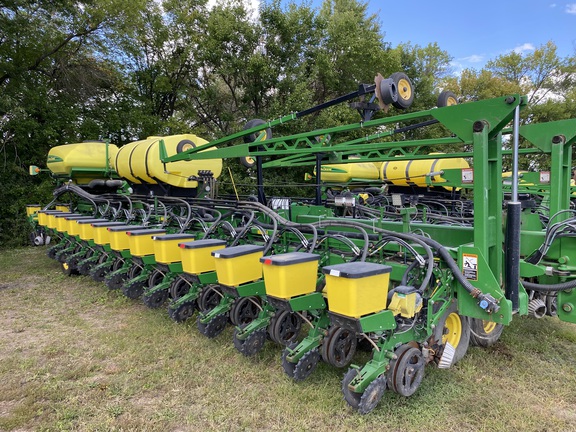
top-left (1, 247), bottom-right (576, 431)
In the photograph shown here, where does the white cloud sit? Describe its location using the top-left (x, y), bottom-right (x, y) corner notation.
top-left (461, 54), bottom-right (484, 63)
top-left (566, 3), bottom-right (576, 14)
top-left (550, 3), bottom-right (557, 7)
top-left (512, 43), bottom-right (535, 54)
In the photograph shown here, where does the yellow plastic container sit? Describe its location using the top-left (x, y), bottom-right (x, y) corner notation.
top-left (77, 218), bottom-right (107, 240)
top-left (26, 205), bottom-right (41, 217)
top-left (113, 134), bottom-right (222, 189)
top-left (55, 205), bottom-right (71, 212)
top-left (261, 252), bottom-right (320, 299)
top-left (46, 211), bottom-right (68, 229)
top-left (179, 239), bottom-right (226, 275)
top-left (381, 154), bottom-right (469, 188)
top-left (65, 216), bottom-right (98, 236)
top-left (127, 229), bottom-right (167, 257)
top-left (107, 225), bottom-right (147, 251)
top-left (54, 213), bottom-right (81, 233)
top-left (47, 142), bottom-right (119, 185)
top-left (153, 233), bottom-right (196, 263)
top-left (91, 222), bottom-right (127, 245)
top-left (212, 245), bottom-right (264, 286)
top-left (323, 262), bottom-right (391, 318)
top-left (37, 210), bottom-right (60, 227)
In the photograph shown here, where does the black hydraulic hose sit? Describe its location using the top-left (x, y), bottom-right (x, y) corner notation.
top-left (522, 278), bottom-right (576, 292)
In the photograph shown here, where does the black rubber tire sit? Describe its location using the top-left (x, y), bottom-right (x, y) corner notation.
top-left (468, 318), bottom-right (504, 348)
top-left (390, 72), bottom-right (414, 109)
top-left (293, 349), bottom-right (320, 381)
top-left (437, 90), bottom-right (458, 107)
top-left (122, 280), bottom-right (145, 299)
top-left (239, 156), bottom-right (256, 169)
top-left (243, 119), bottom-right (272, 144)
top-left (147, 269), bottom-right (164, 288)
top-left (176, 139), bottom-right (196, 153)
top-left (105, 272), bottom-right (126, 290)
top-left (321, 326), bottom-right (357, 368)
top-left (169, 277), bottom-right (191, 300)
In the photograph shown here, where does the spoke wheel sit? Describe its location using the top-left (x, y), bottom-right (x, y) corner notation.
top-left (388, 345), bottom-right (425, 397)
top-left (358, 375), bottom-right (387, 415)
top-left (469, 317), bottom-right (504, 347)
top-left (143, 289), bottom-right (168, 309)
top-left (147, 269), bottom-right (164, 288)
top-left (293, 349), bottom-right (320, 381)
top-left (47, 244), bottom-right (63, 260)
top-left (230, 296), bottom-right (260, 326)
top-left (197, 313), bottom-right (227, 339)
top-left (269, 310), bottom-right (302, 346)
top-left (233, 327), bottom-right (266, 357)
top-left (169, 277), bottom-right (191, 300)
top-left (342, 368), bottom-right (362, 410)
top-left (197, 285), bottom-right (222, 313)
top-left (90, 263), bottom-right (111, 282)
top-left (546, 294), bottom-right (558, 317)
top-left (322, 326), bottom-right (358, 368)
top-left (169, 301), bottom-right (196, 323)
top-left (122, 280), bottom-right (145, 299)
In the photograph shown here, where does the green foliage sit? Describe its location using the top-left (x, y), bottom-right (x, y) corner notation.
top-left (1, 2), bottom-right (576, 247)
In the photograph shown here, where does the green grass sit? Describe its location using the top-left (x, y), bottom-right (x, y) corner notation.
top-left (1, 247), bottom-right (576, 431)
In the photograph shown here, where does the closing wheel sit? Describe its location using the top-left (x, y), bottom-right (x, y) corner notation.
top-left (433, 302), bottom-right (470, 364)
top-left (293, 349), bottom-right (320, 381)
top-left (78, 259), bottom-right (95, 276)
top-left (387, 345), bottom-right (425, 397)
top-left (105, 272), bottom-right (126, 290)
top-left (342, 368), bottom-right (362, 410)
top-left (437, 90), bottom-right (458, 107)
top-left (143, 289), bottom-right (169, 309)
top-left (197, 313), bottom-right (227, 338)
top-left (233, 326), bottom-right (266, 357)
top-left (47, 244), bottom-right (63, 260)
top-left (358, 375), bottom-right (387, 415)
top-left (122, 280), bottom-right (145, 299)
top-left (169, 277), bottom-right (191, 300)
top-left (321, 326), bottom-right (358, 368)
top-left (545, 294), bottom-right (558, 317)
top-left (229, 296), bottom-right (261, 326)
top-left (281, 343), bottom-right (298, 378)
top-left (197, 285), bottom-right (222, 313)
top-left (269, 310), bottom-right (302, 346)
top-left (90, 263), bottom-right (111, 282)
top-left (469, 317), bottom-right (504, 347)
top-left (168, 301), bottom-right (196, 323)
top-left (390, 72), bottom-right (414, 109)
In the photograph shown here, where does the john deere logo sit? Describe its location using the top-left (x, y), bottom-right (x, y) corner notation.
top-left (47, 155), bottom-right (63, 164)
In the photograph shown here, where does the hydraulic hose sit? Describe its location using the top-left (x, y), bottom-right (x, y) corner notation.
top-left (521, 278), bottom-right (576, 292)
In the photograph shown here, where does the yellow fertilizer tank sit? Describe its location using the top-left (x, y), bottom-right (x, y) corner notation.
top-left (318, 162), bottom-right (380, 183)
top-left (380, 155), bottom-right (469, 187)
top-left (113, 134), bottom-right (222, 189)
top-left (47, 142), bottom-right (118, 184)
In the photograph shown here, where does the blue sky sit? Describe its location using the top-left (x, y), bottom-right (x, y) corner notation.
top-left (271, 0), bottom-right (576, 74)
top-left (370, 0), bottom-right (576, 73)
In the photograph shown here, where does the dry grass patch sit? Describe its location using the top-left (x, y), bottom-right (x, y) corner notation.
top-left (0, 247), bottom-right (576, 431)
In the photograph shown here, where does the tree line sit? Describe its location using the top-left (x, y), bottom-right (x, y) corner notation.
top-left (1, 0), bottom-right (575, 247)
